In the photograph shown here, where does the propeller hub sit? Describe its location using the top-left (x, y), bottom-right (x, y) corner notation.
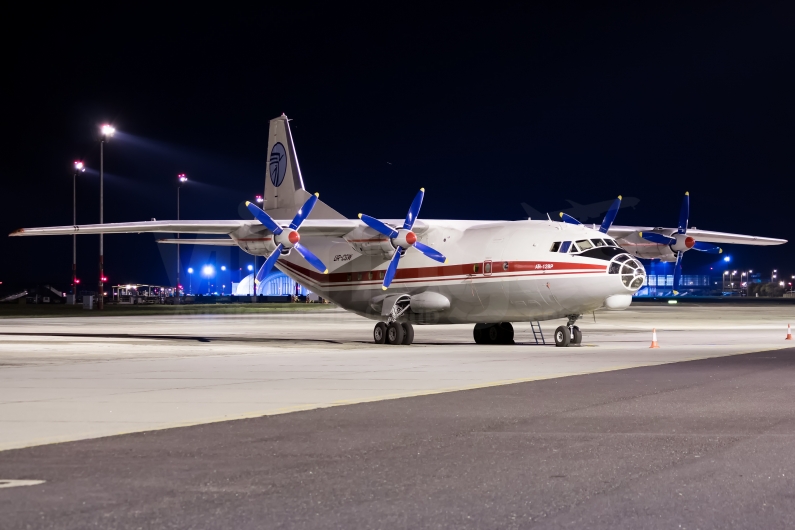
top-left (405, 231), bottom-right (417, 245)
top-left (685, 236), bottom-right (694, 249)
top-left (288, 231), bottom-right (301, 245)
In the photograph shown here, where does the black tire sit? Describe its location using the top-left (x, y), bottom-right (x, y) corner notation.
top-left (487, 325), bottom-right (500, 343)
top-left (473, 323), bottom-right (490, 344)
top-left (554, 325), bottom-right (570, 347)
top-left (401, 322), bottom-right (415, 345)
top-left (571, 325), bottom-right (582, 345)
top-left (373, 322), bottom-right (387, 344)
top-left (386, 322), bottom-right (404, 345)
top-left (497, 322), bottom-right (515, 344)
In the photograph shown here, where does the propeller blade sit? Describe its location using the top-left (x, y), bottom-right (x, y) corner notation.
top-left (404, 188), bottom-right (424, 230)
top-left (691, 242), bottom-right (722, 254)
top-left (672, 251), bottom-right (683, 294)
top-left (289, 193), bottom-right (319, 230)
top-left (599, 196), bottom-right (622, 233)
top-left (678, 192), bottom-right (689, 234)
top-left (293, 242), bottom-right (328, 273)
top-left (358, 214), bottom-right (399, 239)
top-left (247, 202), bottom-right (283, 235)
top-left (560, 212), bottom-right (582, 225)
top-left (413, 241), bottom-right (446, 263)
top-left (639, 231), bottom-right (677, 245)
top-left (255, 244), bottom-right (283, 284)
top-left (382, 251), bottom-right (402, 290)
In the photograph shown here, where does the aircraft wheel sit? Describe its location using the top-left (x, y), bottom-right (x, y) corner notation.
top-left (488, 325), bottom-right (501, 343)
top-left (571, 325), bottom-right (582, 345)
top-left (498, 322), bottom-right (515, 344)
top-left (401, 322), bottom-right (415, 345)
top-left (386, 322), bottom-right (405, 345)
top-left (473, 323), bottom-right (490, 344)
top-left (554, 325), bottom-right (570, 348)
top-left (373, 322), bottom-right (387, 344)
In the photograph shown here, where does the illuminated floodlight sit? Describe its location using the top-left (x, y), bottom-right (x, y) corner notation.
top-left (723, 256), bottom-right (730, 262)
top-left (202, 265), bottom-right (214, 276)
top-left (255, 195), bottom-right (264, 204)
top-left (101, 124), bottom-right (116, 137)
top-left (221, 266), bottom-right (226, 271)
top-left (74, 161), bottom-right (85, 172)
top-left (178, 173), bottom-right (188, 183)
top-left (187, 267), bottom-right (194, 274)
top-left (247, 265), bottom-right (254, 271)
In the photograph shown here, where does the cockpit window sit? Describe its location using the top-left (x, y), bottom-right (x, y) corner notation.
top-left (550, 242), bottom-right (561, 252)
top-left (592, 239), bottom-right (606, 247)
top-left (576, 239), bottom-right (593, 250)
top-left (569, 242), bottom-right (580, 253)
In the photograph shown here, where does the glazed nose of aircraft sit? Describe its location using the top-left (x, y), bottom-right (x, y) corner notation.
top-left (608, 254), bottom-right (646, 291)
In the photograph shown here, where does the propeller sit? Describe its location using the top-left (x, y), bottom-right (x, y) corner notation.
top-left (639, 192), bottom-right (722, 295)
top-left (246, 193), bottom-right (328, 285)
top-left (559, 196), bottom-right (622, 234)
top-left (358, 188), bottom-right (447, 290)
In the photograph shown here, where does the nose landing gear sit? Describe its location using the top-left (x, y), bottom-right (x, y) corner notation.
top-left (554, 315), bottom-right (582, 347)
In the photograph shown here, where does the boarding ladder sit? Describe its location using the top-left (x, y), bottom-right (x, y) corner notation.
top-left (530, 321), bottom-right (546, 345)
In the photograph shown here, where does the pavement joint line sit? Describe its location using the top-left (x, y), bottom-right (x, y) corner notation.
top-left (1, 344), bottom-right (790, 453)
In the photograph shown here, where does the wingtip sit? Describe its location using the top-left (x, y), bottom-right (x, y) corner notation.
top-left (9, 228), bottom-right (24, 236)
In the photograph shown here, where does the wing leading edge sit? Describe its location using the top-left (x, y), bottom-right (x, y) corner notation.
top-left (607, 225), bottom-right (787, 246)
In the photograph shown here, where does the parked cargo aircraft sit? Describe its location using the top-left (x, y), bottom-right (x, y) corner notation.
top-left (10, 115), bottom-right (786, 347)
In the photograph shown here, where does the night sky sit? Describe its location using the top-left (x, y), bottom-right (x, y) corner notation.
top-left (4, 3), bottom-right (794, 292)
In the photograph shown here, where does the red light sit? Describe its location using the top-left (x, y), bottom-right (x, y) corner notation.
top-left (75, 279), bottom-right (81, 284)
top-left (100, 277), bottom-right (108, 282)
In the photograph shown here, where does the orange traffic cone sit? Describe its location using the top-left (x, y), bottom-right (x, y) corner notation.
top-left (649, 328), bottom-right (660, 348)
top-left (787, 324), bottom-right (793, 341)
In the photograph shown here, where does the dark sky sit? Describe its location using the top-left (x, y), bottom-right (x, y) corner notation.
top-left (4, 2), bottom-right (794, 291)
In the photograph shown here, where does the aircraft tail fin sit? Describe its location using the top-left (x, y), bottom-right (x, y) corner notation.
top-left (264, 115), bottom-right (346, 220)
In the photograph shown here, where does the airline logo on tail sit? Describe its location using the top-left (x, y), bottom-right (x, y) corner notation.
top-left (269, 142), bottom-right (287, 187)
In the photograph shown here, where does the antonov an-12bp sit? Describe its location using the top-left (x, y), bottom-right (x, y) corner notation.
top-left (10, 115), bottom-right (786, 347)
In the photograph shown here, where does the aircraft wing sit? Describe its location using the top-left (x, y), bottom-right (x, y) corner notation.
top-left (156, 238), bottom-right (238, 246)
top-left (9, 219), bottom-right (362, 238)
top-left (607, 225), bottom-right (787, 246)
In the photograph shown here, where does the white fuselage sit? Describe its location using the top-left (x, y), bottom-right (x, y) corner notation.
top-left (257, 220), bottom-right (645, 324)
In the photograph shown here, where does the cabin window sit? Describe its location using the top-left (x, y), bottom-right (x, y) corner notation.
top-left (379, 271), bottom-right (384, 279)
top-left (473, 264), bottom-right (480, 273)
top-left (576, 239), bottom-right (593, 250)
top-left (559, 241), bottom-right (572, 253)
top-left (357, 273), bottom-right (362, 281)
top-left (550, 241), bottom-right (561, 252)
top-left (368, 271), bottom-right (373, 280)
top-left (484, 261), bottom-right (492, 274)
top-left (346, 273), bottom-right (352, 281)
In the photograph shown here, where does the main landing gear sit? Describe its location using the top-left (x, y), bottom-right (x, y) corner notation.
top-left (373, 296), bottom-right (414, 345)
top-left (472, 323), bottom-right (515, 345)
top-left (373, 321), bottom-right (415, 345)
top-left (554, 314), bottom-right (582, 348)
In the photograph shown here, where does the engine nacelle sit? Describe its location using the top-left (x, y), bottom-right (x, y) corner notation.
top-left (229, 224), bottom-right (278, 256)
top-left (343, 226), bottom-right (395, 259)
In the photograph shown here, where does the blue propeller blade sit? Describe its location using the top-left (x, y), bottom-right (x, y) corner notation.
top-left (382, 251), bottom-right (402, 290)
top-left (678, 192), bottom-right (689, 234)
top-left (404, 188), bottom-right (424, 230)
top-left (293, 242), bottom-right (328, 273)
top-left (359, 214), bottom-right (399, 239)
top-left (639, 231), bottom-right (677, 245)
top-left (599, 196), bottom-right (622, 234)
top-left (672, 251), bottom-right (683, 294)
top-left (413, 241), bottom-right (446, 263)
top-left (247, 202), bottom-right (283, 235)
top-left (255, 244), bottom-right (283, 284)
top-left (289, 193), bottom-right (319, 230)
top-left (560, 213), bottom-right (582, 225)
top-left (692, 242), bottom-right (722, 254)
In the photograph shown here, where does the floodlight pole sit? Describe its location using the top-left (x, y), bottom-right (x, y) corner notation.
top-left (72, 168), bottom-right (77, 294)
top-left (98, 138), bottom-right (105, 310)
